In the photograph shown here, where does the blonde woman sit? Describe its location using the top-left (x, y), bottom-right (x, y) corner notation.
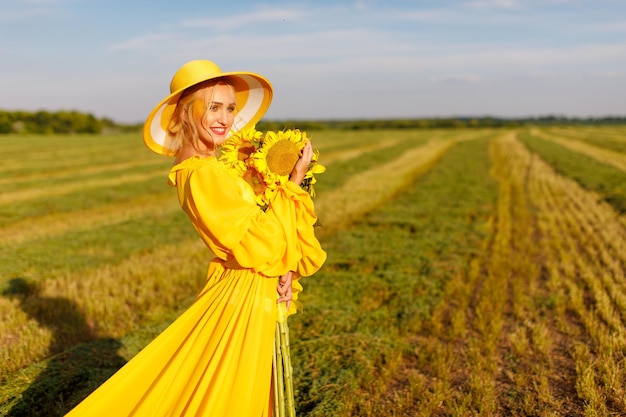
top-left (65, 60), bottom-right (326, 416)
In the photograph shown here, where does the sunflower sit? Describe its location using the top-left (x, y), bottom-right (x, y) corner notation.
top-left (219, 128), bottom-right (263, 175)
top-left (300, 149), bottom-right (326, 198)
top-left (242, 165), bottom-right (276, 208)
top-left (251, 130), bottom-right (309, 185)
top-left (221, 128), bottom-right (325, 206)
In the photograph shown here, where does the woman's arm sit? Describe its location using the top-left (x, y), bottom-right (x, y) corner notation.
top-left (176, 156), bottom-right (324, 277)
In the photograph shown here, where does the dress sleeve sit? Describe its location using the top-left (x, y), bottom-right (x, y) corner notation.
top-left (267, 181), bottom-right (327, 277)
top-left (175, 160), bottom-right (326, 278)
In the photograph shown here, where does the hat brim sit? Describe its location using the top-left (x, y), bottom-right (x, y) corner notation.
top-left (143, 71), bottom-right (272, 157)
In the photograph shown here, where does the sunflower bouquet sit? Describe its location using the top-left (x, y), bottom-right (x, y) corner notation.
top-left (220, 128), bottom-right (325, 209)
top-left (220, 127), bottom-right (324, 417)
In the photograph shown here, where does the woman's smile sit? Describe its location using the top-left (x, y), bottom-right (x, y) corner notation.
top-left (209, 126), bottom-right (228, 136)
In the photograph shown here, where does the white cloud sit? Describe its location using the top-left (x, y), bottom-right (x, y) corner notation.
top-left (22, 0), bottom-right (59, 3)
top-left (382, 5), bottom-right (530, 27)
top-left (108, 33), bottom-right (180, 52)
top-left (593, 21), bottom-right (626, 31)
top-left (586, 70), bottom-right (626, 79)
top-left (431, 74), bottom-right (483, 84)
top-left (464, 0), bottom-right (523, 9)
top-left (181, 7), bottom-right (306, 31)
top-left (0, 6), bottom-right (48, 20)
top-left (0, 0), bottom-right (77, 21)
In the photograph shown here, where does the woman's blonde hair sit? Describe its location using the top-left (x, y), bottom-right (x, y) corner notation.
top-left (166, 79), bottom-right (237, 154)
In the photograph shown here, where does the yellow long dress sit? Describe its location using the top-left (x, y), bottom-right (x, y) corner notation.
top-left (65, 156), bottom-right (326, 416)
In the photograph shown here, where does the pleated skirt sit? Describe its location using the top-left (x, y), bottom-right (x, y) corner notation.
top-left (65, 260), bottom-right (277, 416)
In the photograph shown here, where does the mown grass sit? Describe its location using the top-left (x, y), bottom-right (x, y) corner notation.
top-left (498, 132), bottom-right (626, 416)
top-left (518, 129), bottom-right (626, 213)
top-left (313, 131), bottom-right (430, 194)
top-left (356, 130), bottom-right (626, 417)
top-left (313, 129), bottom-right (481, 196)
top-left (541, 125), bottom-right (626, 154)
top-left (2, 127), bottom-right (626, 416)
top-left (1, 207), bottom-right (191, 277)
top-left (289, 133), bottom-right (498, 415)
top-left (1, 133), bottom-right (201, 387)
top-left (2, 129), bottom-right (447, 414)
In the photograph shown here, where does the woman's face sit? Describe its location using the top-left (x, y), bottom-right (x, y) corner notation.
top-left (190, 83), bottom-right (236, 152)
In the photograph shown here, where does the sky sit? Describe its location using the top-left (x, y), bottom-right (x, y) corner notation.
top-left (1, 0), bottom-right (625, 123)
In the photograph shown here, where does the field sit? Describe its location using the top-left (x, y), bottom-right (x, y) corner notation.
top-left (1, 125), bottom-right (626, 416)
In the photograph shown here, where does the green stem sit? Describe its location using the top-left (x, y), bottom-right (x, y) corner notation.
top-left (272, 339), bottom-right (281, 417)
top-left (279, 320), bottom-right (296, 417)
top-left (274, 323), bottom-right (286, 417)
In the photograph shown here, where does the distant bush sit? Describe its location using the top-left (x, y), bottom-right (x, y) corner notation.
top-left (0, 110), bottom-right (140, 135)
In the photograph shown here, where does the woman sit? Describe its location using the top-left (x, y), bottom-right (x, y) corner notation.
top-left (65, 60), bottom-right (326, 416)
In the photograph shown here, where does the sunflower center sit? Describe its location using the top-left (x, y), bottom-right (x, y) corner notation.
top-left (237, 144), bottom-right (256, 161)
top-left (243, 169), bottom-right (267, 195)
top-left (266, 139), bottom-right (300, 176)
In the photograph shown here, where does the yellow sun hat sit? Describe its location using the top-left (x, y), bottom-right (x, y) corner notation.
top-left (143, 59), bottom-right (273, 156)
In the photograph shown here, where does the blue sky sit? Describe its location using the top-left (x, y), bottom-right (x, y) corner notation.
top-left (1, 0), bottom-right (625, 123)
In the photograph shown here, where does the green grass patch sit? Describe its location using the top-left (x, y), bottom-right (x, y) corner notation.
top-left (310, 129), bottom-right (433, 154)
top-left (0, 131), bottom-right (498, 416)
top-left (0, 172), bottom-right (173, 227)
top-left (543, 126), bottom-right (626, 153)
top-left (2, 134), bottom-right (152, 173)
top-left (314, 134), bottom-right (431, 194)
top-left (289, 134), bottom-right (498, 415)
top-left (518, 130), bottom-right (626, 213)
top-left (0, 208), bottom-right (195, 280)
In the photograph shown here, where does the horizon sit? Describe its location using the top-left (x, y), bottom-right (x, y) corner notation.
top-left (3, 108), bottom-right (626, 127)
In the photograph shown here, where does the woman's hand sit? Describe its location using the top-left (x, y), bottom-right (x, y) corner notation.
top-left (289, 141), bottom-right (313, 186)
top-left (277, 270), bottom-right (294, 310)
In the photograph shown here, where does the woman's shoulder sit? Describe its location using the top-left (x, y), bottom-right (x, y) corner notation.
top-left (168, 155), bottom-right (242, 187)
top-left (168, 156), bottom-right (219, 185)
top-left (173, 155), bottom-right (219, 169)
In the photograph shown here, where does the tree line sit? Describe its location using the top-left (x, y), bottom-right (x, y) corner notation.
top-left (1, 109), bottom-right (625, 135)
top-left (258, 115), bottom-right (626, 131)
top-left (0, 110), bottom-right (140, 134)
